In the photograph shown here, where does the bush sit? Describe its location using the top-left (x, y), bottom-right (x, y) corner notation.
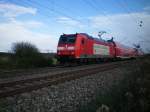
top-left (11, 42), bottom-right (49, 68)
top-left (0, 53), bottom-right (14, 69)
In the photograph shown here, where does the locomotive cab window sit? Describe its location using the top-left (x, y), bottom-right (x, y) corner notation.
top-left (59, 35), bottom-right (76, 44)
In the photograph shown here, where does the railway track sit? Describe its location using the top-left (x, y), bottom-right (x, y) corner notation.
top-left (0, 61), bottom-right (128, 98)
top-left (0, 66), bottom-right (67, 79)
top-left (0, 64), bottom-right (104, 79)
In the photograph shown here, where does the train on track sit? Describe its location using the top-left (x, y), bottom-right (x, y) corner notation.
top-left (57, 33), bottom-right (142, 63)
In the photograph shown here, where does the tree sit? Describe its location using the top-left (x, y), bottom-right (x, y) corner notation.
top-left (11, 42), bottom-right (43, 68)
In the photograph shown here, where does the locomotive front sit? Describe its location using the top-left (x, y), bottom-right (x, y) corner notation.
top-left (57, 34), bottom-right (77, 62)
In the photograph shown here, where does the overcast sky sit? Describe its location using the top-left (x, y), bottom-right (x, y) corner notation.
top-left (0, 0), bottom-right (150, 53)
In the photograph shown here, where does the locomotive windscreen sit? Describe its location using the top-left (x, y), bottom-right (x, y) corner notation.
top-left (59, 35), bottom-right (76, 44)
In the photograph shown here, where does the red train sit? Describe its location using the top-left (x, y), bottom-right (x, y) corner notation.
top-left (57, 33), bottom-right (141, 63)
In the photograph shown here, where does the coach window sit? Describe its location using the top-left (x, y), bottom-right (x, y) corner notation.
top-left (81, 39), bottom-right (84, 44)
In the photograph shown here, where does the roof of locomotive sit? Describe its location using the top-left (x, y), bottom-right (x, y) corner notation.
top-left (62, 33), bottom-right (111, 43)
top-left (79, 33), bottom-right (110, 43)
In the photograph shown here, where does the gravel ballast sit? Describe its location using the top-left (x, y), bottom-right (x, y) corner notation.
top-left (0, 66), bottom-right (132, 112)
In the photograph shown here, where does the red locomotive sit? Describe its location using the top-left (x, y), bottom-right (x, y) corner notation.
top-left (57, 33), bottom-right (140, 63)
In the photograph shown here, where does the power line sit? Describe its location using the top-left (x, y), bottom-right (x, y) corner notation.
top-left (82, 0), bottom-right (116, 37)
top-left (84, 0), bottom-right (148, 48)
top-left (83, 0), bottom-right (128, 40)
top-left (83, 0), bottom-right (112, 22)
top-left (117, 0), bottom-right (138, 23)
top-left (10, 0), bottom-right (57, 22)
top-left (122, 0), bottom-right (139, 17)
top-left (48, 0), bottom-right (88, 26)
top-left (27, 0), bottom-right (82, 23)
top-left (10, 0), bottom-right (82, 24)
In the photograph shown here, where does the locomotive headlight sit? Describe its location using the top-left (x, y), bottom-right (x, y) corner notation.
top-left (57, 47), bottom-right (65, 50)
top-left (71, 51), bottom-right (74, 54)
top-left (67, 46), bottom-right (75, 50)
top-left (57, 52), bottom-right (61, 55)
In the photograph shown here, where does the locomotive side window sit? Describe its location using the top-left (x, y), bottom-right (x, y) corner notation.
top-left (81, 39), bottom-right (84, 44)
top-left (59, 35), bottom-right (76, 44)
